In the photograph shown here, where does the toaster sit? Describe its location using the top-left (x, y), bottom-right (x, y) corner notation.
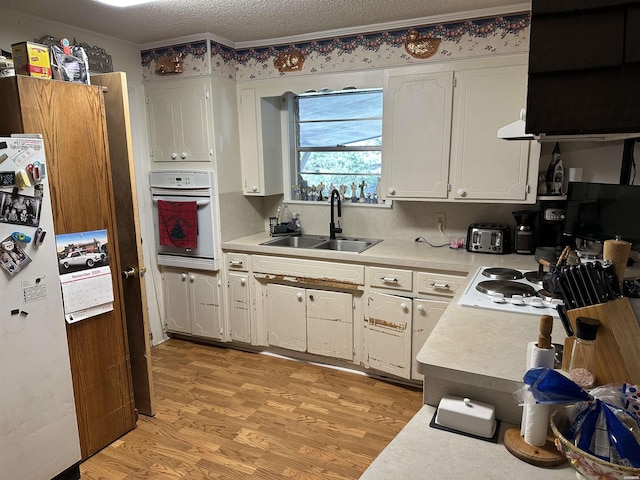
top-left (466, 223), bottom-right (510, 254)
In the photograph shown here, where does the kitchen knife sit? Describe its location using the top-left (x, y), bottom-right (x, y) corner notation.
top-left (593, 262), bottom-right (615, 301)
top-left (604, 263), bottom-right (623, 298)
top-left (556, 274), bottom-right (576, 310)
top-left (584, 262), bottom-right (608, 304)
top-left (559, 267), bottom-right (581, 309)
top-left (572, 264), bottom-right (598, 306)
top-left (556, 304), bottom-right (574, 336)
top-left (563, 266), bottom-right (586, 307)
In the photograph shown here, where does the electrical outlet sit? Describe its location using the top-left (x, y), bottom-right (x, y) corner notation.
top-left (434, 212), bottom-right (446, 229)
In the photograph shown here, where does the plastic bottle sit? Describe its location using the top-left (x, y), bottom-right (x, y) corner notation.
top-left (568, 317), bottom-right (600, 389)
top-left (279, 204), bottom-right (292, 225)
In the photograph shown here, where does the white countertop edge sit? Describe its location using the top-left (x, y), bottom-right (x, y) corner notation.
top-left (359, 405), bottom-right (575, 480)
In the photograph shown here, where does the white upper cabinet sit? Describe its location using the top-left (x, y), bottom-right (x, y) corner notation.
top-left (146, 77), bottom-right (213, 163)
top-left (450, 65), bottom-right (534, 201)
top-left (382, 71), bottom-right (454, 199)
top-left (382, 58), bottom-right (539, 203)
top-left (237, 88), bottom-right (283, 196)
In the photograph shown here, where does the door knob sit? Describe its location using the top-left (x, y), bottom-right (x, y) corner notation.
top-left (122, 267), bottom-right (137, 279)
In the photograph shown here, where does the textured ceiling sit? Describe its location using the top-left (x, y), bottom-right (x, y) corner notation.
top-left (3, 0), bottom-right (526, 46)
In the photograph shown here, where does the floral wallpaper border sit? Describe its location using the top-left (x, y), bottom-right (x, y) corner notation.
top-left (140, 12), bottom-right (530, 82)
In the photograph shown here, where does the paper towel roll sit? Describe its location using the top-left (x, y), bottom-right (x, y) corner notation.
top-left (521, 342), bottom-right (556, 446)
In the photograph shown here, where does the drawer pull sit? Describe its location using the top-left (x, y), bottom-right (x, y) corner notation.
top-left (431, 282), bottom-right (450, 289)
top-left (229, 260), bottom-right (244, 267)
top-left (381, 276), bottom-right (399, 284)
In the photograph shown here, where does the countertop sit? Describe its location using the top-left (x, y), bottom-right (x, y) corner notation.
top-left (359, 405), bottom-right (575, 480)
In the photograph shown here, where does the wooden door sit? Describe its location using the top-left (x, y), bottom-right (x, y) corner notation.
top-left (228, 272), bottom-right (251, 343)
top-left (0, 76), bottom-right (136, 459)
top-left (93, 72), bottom-right (155, 417)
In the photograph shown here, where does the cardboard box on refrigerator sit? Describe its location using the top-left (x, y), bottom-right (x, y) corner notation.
top-left (11, 41), bottom-right (52, 79)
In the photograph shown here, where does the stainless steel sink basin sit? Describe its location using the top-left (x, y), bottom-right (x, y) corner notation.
top-left (313, 239), bottom-right (379, 253)
top-left (261, 235), bottom-right (381, 253)
top-left (261, 235), bottom-right (326, 248)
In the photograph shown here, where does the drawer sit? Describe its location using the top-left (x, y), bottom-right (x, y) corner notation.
top-left (252, 255), bottom-right (365, 286)
top-left (416, 271), bottom-right (464, 297)
top-left (368, 266), bottom-right (413, 292)
top-left (226, 253), bottom-right (249, 271)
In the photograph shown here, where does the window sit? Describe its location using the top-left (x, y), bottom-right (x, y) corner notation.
top-left (289, 89), bottom-right (382, 202)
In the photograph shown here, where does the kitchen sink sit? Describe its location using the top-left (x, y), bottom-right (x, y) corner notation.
top-left (313, 239), bottom-right (379, 253)
top-left (261, 235), bottom-right (381, 253)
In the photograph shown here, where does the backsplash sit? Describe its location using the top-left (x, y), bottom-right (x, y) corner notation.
top-left (141, 12), bottom-right (530, 82)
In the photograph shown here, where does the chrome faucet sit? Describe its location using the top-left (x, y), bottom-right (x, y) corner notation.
top-left (329, 188), bottom-right (342, 239)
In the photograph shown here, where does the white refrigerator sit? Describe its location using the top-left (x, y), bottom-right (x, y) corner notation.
top-left (0, 136), bottom-right (81, 479)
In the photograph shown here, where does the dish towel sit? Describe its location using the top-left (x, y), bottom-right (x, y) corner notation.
top-left (157, 200), bottom-right (198, 248)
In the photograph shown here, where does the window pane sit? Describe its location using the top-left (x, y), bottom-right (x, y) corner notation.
top-left (299, 151), bottom-right (381, 174)
top-left (299, 120), bottom-right (382, 147)
top-left (298, 90), bottom-right (382, 122)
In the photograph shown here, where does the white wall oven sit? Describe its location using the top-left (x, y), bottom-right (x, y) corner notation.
top-left (150, 170), bottom-right (219, 271)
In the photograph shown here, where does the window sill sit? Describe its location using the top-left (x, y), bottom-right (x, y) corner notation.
top-left (285, 199), bottom-right (392, 209)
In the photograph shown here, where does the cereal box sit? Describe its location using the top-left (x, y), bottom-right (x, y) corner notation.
top-left (11, 42), bottom-right (52, 79)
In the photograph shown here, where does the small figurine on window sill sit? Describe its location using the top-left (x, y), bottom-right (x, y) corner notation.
top-left (358, 181), bottom-right (366, 203)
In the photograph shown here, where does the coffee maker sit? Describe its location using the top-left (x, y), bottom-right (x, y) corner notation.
top-left (512, 210), bottom-right (536, 254)
top-left (536, 199), bottom-right (567, 249)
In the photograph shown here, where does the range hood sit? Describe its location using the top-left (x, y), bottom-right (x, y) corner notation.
top-left (498, 109), bottom-right (640, 142)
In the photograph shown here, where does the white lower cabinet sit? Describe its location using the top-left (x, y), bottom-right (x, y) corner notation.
top-left (411, 298), bottom-right (448, 381)
top-left (366, 291), bottom-right (413, 379)
top-left (227, 272), bottom-right (251, 344)
top-left (265, 283), bottom-right (353, 360)
top-left (162, 268), bottom-right (223, 340)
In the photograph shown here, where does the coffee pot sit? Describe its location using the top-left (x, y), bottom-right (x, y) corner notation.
top-left (512, 210), bottom-right (536, 254)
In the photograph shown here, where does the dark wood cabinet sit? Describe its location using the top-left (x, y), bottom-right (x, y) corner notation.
top-left (526, 0), bottom-right (640, 136)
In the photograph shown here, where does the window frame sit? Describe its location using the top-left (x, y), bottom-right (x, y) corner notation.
top-left (286, 88), bottom-right (384, 204)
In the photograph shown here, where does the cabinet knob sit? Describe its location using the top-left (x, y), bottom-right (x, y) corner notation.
top-left (240, 278), bottom-right (246, 286)
top-left (416, 304), bottom-right (424, 312)
top-left (388, 187), bottom-right (396, 195)
top-left (171, 152), bottom-right (178, 160)
top-left (251, 185), bottom-right (258, 192)
top-left (181, 152), bottom-right (187, 159)
top-left (189, 274), bottom-right (195, 282)
top-left (181, 273), bottom-right (187, 280)
top-left (296, 292), bottom-right (303, 300)
top-left (400, 302), bottom-right (408, 311)
top-left (457, 188), bottom-right (467, 197)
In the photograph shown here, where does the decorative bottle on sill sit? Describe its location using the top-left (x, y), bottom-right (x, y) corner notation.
top-left (568, 316), bottom-right (600, 389)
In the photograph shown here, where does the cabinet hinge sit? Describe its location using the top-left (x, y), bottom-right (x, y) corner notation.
top-left (150, 149), bottom-right (154, 157)
top-left (526, 184), bottom-right (531, 194)
top-left (447, 184), bottom-right (451, 192)
top-left (145, 96), bottom-right (149, 104)
top-left (206, 90), bottom-right (210, 100)
top-left (352, 299), bottom-right (356, 309)
top-left (453, 77), bottom-right (457, 88)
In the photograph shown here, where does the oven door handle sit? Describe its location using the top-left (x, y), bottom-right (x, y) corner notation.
top-left (152, 198), bottom-right (210, 207)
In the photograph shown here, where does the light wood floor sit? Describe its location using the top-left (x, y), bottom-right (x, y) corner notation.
top-left (80, 339), bottom-right (423, 479)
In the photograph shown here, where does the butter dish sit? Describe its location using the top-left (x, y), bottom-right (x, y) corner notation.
top-left (434, 395), bottom-right (497, 439)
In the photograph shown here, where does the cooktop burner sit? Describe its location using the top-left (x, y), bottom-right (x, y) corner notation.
top-left (524, 271), bottom-right (547, 286)
top-left (458, 266), bottom-right (562, 317)
top-left (537, 288), bottom-right (563, 302)
top-left (476, 280), bottom-right (536, 298)
top-left (481, 267), bottom-right (524, 280)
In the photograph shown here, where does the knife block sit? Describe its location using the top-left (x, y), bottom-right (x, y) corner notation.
top-left (561, 297), bottom-right (640, 385)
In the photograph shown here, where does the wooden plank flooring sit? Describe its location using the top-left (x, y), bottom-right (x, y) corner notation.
top-left (80, 339), bottom-right (423, 479)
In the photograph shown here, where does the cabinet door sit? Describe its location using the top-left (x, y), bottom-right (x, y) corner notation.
top-left (162, 269), bottom-right (191, 334)
top-left (382, 71), bottom-right (454, 199)
top-left (366, 291), bottom-right (412, 379)
top-left (228, 272), bottom-right (251, 343)
top-left (411, 298), bottom-right (448, 381)
top-left (450, 65), bottom-right (531, 201)
top-left (237, 88), bottom-right (283, 196)
top-left (146, 79), bottom-right (211, 162)
top-left (265, 284), bottom-right (306, 351)
top-left (307, 289), bottom-right (353, 361)
top-left (190, 271), bottom-right (222, 339)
